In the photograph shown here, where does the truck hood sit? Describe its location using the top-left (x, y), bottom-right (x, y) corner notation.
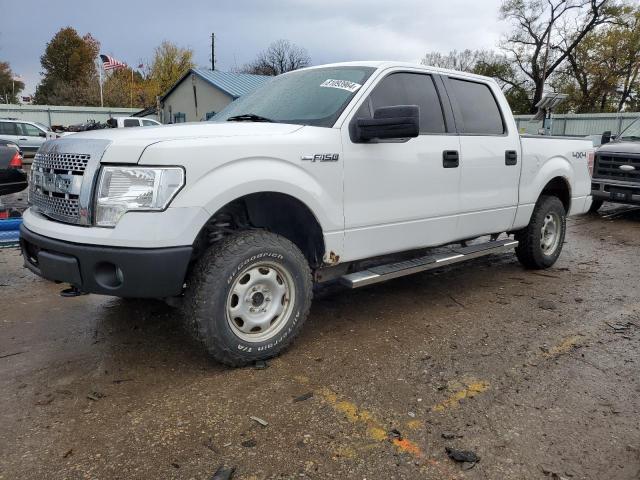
top-left (50, 122), bottom-right (304, 164)
top-left (598, 141), bottom-right (640, 155)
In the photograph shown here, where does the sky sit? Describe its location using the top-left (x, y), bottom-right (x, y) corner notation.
top-left (0, 0), bottom-right (507, 96)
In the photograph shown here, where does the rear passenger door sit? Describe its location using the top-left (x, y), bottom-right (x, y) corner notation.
top-left (342, 70), bottom-right (462, 261)
top-left (444, 77), bottom-right (521, 238)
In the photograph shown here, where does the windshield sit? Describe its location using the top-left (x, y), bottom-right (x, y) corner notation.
top-left (619, 118), bottom-right (640, 141)
top-left (213, 66), bottom-right (376, 127)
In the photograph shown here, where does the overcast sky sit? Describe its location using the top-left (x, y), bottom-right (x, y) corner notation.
top-left (0, 0), bottom-right (507, 95)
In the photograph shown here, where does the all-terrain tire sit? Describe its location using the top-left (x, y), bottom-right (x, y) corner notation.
top-left (588, 198), bottom-right (603, 213)
top-left (515, 195), bottom-right (566, 269)
top-left (183, 230), bottom-right (313, 367)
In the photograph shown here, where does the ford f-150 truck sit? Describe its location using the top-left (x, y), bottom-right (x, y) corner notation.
top-left (19, 62), bottom-right (594, 366)
top-left (590, 117), bottom-right (640, 212)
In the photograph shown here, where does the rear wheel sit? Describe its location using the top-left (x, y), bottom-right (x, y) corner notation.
top-left (588, 198), bottom-right (603, 213)
top-left (515, 195), bottom-right (566, 269)
top-left (183, 230), bottom-right (312, 367)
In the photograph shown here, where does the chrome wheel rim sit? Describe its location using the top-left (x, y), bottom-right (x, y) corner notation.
top-left (540, 212), bottom-right (561, 255)
top-left (226, 261), bottom-right (295, 343)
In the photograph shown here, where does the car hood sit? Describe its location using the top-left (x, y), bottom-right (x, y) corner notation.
top-left (598, 141), bottom-right (640, 155)
top-left (44, 122), bottom-right (305, 164)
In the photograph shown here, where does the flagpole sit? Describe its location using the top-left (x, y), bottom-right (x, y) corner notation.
top-left (98, 60), bottom-right (104, 108)
top-left (130, 68), bottom-right (134, 108)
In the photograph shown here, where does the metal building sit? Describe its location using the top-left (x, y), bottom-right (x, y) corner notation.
top-left (159, 69), bottom-right (269, 123)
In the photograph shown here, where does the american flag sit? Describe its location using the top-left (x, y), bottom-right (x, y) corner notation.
top-left (100, 54), bottom-right (127, 71)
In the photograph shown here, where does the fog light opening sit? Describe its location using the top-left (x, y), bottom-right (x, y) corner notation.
top-left (94, 262), bottom-right (124, 289)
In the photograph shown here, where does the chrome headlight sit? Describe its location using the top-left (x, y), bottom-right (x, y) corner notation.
top-left (95, 166), bottom-right (185, 227)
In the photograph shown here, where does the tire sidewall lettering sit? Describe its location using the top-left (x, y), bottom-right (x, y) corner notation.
top-left (227, 252), bottom-right (284, 285)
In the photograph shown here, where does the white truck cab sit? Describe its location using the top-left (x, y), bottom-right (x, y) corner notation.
top-left (107, 117), bottom-right (162, 128)
top-left (20, 62), bottom-right (594, 365)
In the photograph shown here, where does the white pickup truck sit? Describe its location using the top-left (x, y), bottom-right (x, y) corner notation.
top-left (20, 62), bottom-right (594, 366)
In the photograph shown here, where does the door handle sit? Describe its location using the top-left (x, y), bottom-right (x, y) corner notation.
top-left (505, 150), bottom-right (518, 166)
top-left (443, 150), bottom-right (459, 168)
top-left (19, 138), bottom-right (28, 141)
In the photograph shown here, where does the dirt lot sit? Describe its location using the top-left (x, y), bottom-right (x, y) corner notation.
top-left (1, 205), bottom-right (639, 480)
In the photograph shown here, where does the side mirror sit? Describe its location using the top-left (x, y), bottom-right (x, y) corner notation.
top-left (38, 132), bottom-right (46, 138)
top-left (353, 105), bottom-right (419, 142)
top-left (601, 130), bottom-right (612, 145)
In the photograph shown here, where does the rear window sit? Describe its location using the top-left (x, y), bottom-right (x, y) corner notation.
top-left (0, 122), bottom-right (17, 135)
top-left (449, 78), bottom-right (504, 135)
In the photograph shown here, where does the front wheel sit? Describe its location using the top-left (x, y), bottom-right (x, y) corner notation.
top-left (515, 195), bottom-right (566, 269)
top-left (183, 230), bottom-right (312, 367)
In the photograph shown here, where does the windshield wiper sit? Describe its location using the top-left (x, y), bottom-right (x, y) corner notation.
top-left (226, 113), bottom-right (274, 123)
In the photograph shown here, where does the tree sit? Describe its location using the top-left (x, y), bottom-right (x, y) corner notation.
top-left (421, 49), bottom-right (485, 71)
top-left (240, 39), bottom-right (310, 76)
top-left (421, 49), bottom-right (531, 113)
top-left (102, 67), bottom-right (146, 108)
top-left (34, 27), bottom-right (100, 105)
top-left (145, 41), bottom-right (195, 100)
top-left (0, 61), bottom-right (24, 103)
top-left (499, 0), bottom-right (621, 113)
top-left (553, 5), bottom-right (639, 112)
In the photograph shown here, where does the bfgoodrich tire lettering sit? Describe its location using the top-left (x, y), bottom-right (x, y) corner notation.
top-left (515, 195), bottom-right (566, 269)
top-left (183, 230), bottom-right (312, 367)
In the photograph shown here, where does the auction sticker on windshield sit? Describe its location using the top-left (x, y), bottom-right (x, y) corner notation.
top-left (320, 79), bottom-right (362, 93)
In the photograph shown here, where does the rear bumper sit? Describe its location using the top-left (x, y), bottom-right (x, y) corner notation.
top-left (20, 225), bottom-right (193, 298)
top-left (591, 179), bottom-right (640, 205)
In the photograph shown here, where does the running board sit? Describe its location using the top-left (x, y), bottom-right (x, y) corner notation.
top-left (340, 239), bottom-right (519, 288)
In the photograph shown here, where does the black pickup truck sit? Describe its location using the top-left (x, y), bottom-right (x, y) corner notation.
top-left (590, 118), bottom-right (640, 212)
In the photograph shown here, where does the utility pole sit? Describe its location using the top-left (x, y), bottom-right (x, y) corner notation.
top-left (211, 33), bottom-right (215, 71)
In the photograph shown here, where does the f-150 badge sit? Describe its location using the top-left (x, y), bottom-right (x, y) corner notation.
top-left (301, 154), bottom-right (339, 162)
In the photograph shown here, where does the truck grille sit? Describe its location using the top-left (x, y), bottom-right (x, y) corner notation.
top-left (593, 153), bottom-right (640, 182)
top-left (32, 152), bottom-right (90, 173)
top-left (30, 151), bottom-right (91, 224)
top-left (30, 190), bottom-right (80, 221)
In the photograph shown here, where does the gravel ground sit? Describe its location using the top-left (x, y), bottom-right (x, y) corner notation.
top-left (0, 204), bottom-right (639, 479)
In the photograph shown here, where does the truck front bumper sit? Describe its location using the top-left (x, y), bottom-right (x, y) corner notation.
top-left (20, 225), bottom-right (193, 298)
top-left (591, 179), bottom-right (640, 205)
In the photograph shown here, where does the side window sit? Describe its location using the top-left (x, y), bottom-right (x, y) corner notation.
top-left (142, 120), bottom-right (157, 126)
top-left (359, 73), bottom-right (446, 134)
top-left (448, 78), bottom-right (504, 135)
top-left (123, 119), bottom-right (140, 128)
top-left (22, 123), bottom-right (43, 137)
top-left (0, 122), bottom-right (17, 135)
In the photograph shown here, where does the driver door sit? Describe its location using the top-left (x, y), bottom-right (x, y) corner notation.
top-left (341, 71), bottom-right (462, 261)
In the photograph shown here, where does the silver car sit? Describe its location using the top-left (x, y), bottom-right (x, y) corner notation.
top-left (0, 119), bottom-right (56, 157)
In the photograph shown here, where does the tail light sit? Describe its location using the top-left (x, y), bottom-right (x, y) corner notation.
top-left (587, 151), bottom-right (595, 177)
top-left (8, 151), bottom-right (23, 169)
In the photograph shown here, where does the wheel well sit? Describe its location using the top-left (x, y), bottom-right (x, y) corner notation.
top-left (196, 193), bottom-right (325, 268)
top-left (540, 177), bottom-right (571, 213)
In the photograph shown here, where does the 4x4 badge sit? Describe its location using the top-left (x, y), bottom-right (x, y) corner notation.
top-left (301, 154), bottom-right (339, 162)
